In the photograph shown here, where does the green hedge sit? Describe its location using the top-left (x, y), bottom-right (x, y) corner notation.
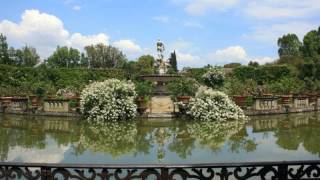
top-left (0, 65), bottom-right (126, 96)
top-left (232, 65), bottom-right (295, 85)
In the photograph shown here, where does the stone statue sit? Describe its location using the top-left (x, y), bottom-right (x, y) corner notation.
top-left (155, 39), bottom-right (170, 75)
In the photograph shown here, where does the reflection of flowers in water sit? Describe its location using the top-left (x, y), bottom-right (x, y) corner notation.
top-left (187, 120), bottom-right (246, 151)
top-left (78, 121), bottom-right (137, 157)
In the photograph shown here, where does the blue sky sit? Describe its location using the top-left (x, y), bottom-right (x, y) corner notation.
top-left (0, 0), bottom-right (319, 68)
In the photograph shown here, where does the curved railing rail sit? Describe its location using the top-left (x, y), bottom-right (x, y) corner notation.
top-left (1, 160), bottom-right (320, 179)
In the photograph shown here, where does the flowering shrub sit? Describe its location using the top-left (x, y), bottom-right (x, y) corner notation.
top-left (80, 79), bottom-right (137, 123)
top-left (187, 86), bottom-right (246, 121)
top-left (202, 67), bottom-right (225, 89)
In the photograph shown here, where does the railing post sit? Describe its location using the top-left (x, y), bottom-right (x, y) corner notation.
top-left (41, 166), bottom-right (51, 180)
top-left (278, 164), bottom-right (288, 180)
top-left (160, 167), bottom-right (169, 180)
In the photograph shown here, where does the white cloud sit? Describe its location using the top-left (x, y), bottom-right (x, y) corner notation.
top-left (0, 9), bottom-right (69, 58)
top-left (180, 0), bottom-right (239, 15)
top-left (72, 5), bottom-right (82, 11)
top-left (207, 45), bottom-right (274, 65)
top-left (69, 33), bottom-right (109, 49)
top-left (7, 144), bottom-right (69, 163)
top-left (244, 0), bottom-right (320, 19)
top-left (0, 9), bottom-right (131, 59)
top-left (175, 50), bottom-right (201, 68)
top-left (152, 16), bottom-right (170, 23)
top-left (208, 46), bottom-right (247, 64)
top-left (243, 22), bottom-right (318, 43)
top-left (183, 21), bottom-right (204, 29)
top-left (113, 39), bottom-right (142, 58)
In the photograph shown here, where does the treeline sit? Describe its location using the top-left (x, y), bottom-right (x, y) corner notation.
top-left (0, 32), bottom-right (180, 96)
top-left (0, 33), bottom-right (178, 71)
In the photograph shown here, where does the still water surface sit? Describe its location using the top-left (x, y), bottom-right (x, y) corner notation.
top-left (0, 112), bottom-right (319, 164)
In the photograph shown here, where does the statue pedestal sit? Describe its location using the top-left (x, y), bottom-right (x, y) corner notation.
top-left (147, 96), bottom-right (175, 118)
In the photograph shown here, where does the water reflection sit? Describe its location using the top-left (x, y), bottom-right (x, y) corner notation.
top-left (0, 113), bottom-right (320, 163)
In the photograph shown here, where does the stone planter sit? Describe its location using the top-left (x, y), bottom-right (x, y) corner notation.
top-left (29, 95), bottom-right (40, 107)
top-left (280, 94), bottom-right (293, 105)
top-left (177, 96), bottom-right (191, 104)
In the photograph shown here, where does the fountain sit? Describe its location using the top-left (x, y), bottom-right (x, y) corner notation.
top-left (140, 40), bottom-right (180, 117)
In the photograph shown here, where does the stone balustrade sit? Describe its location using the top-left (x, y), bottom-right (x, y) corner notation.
top-left (9, 97), bottom-right (28, 112)
top-left (293, 96), bottom-right (309, 109)
top-left (253, 97), bottom-right (279, 111)
top-left (43, 99), bottom-right (69, 113)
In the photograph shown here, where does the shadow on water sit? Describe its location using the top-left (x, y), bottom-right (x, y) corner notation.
top-left (0, 112), bottom-right (320, 163)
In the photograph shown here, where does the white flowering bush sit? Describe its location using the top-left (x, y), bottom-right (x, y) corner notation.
top-left (202, 67), bottom-right (225, 89)
top-left (80, 79), bottom-right (137, 123)
top-left (187, 86), bottom-right (246, 121)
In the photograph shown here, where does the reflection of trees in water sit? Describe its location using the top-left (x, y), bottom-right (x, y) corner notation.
top-left (228, 127), bottom-right (257, 153)
top-left (252, 112), bottom-right (320, 155)
top-left (186, 120), bottom-right (253, 152)
top-left (0, 114), bottom-right (79, 161)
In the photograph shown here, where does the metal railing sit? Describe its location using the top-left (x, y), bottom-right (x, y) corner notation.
top-left (1, 160), bottom-right (320, 179)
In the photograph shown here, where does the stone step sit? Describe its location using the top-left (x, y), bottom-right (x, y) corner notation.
top-left (147, 113), bottom-right (175, 118)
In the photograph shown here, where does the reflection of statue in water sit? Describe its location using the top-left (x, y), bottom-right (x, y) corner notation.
top-left (155, 39), bottom-right (170, 75)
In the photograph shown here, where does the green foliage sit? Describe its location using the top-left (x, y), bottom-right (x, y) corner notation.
top-left (167, 78), bottom-right (199, 98)
top-left (223, 63), bottom-right (241, 68)
top-left (135, 55), bottom-right (155, 75)
top-left (0, 33), bottom-right (11, 65)
top-left (14, 46), bottom-right (40, 67)
top-left (302, 28), bottom-right (320, 60)
top-left (84, 43), bottom-right (127, 68)
top-left (278, 33), bottom-right (302, 57)
top-left (225, 78), bottom-right (258, 96)
top-left (0, 65), bottom-right (126, 96)
top-left (46, 46), bottom-right (80, 68)
top-left (267, 77), bottom-right (304, 94)
top-left (68, 99), bottom-right (79, 108)
top-left (169, 51), bottom-right (177, 72)
top-left (248, 61), bottom-right (259, 67)
top-left (233, 65), bottom-right (294, 85)
top-left (182, 67), bottom-right (209, 84)
top-left (134, 81), bottom-right (153, 97)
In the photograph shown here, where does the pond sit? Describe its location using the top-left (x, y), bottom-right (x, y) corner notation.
top-left (0, 112), bottom-right (320, 164)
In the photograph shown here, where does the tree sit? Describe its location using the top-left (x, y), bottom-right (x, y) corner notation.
top-left (277, 33), bottom-right (302, 58)
top-left (169, 51), bottom-right (177, 72)
top-left (84, 43), bottom-right (127, 69)
top-left (302, 27), bottom-right (320, 61)
top-left (248, 61), bottom-right (259, 67)
top-left (224, 63), bottom-right (241, 68)
top-left (135, 55), bottom-right (155, 75)
top-left (0, 33), bottom-right (11, 65)
top-left (46, 46), bottom-right (80, 68)
top-left (15, 46), bottom-right (40, 67)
